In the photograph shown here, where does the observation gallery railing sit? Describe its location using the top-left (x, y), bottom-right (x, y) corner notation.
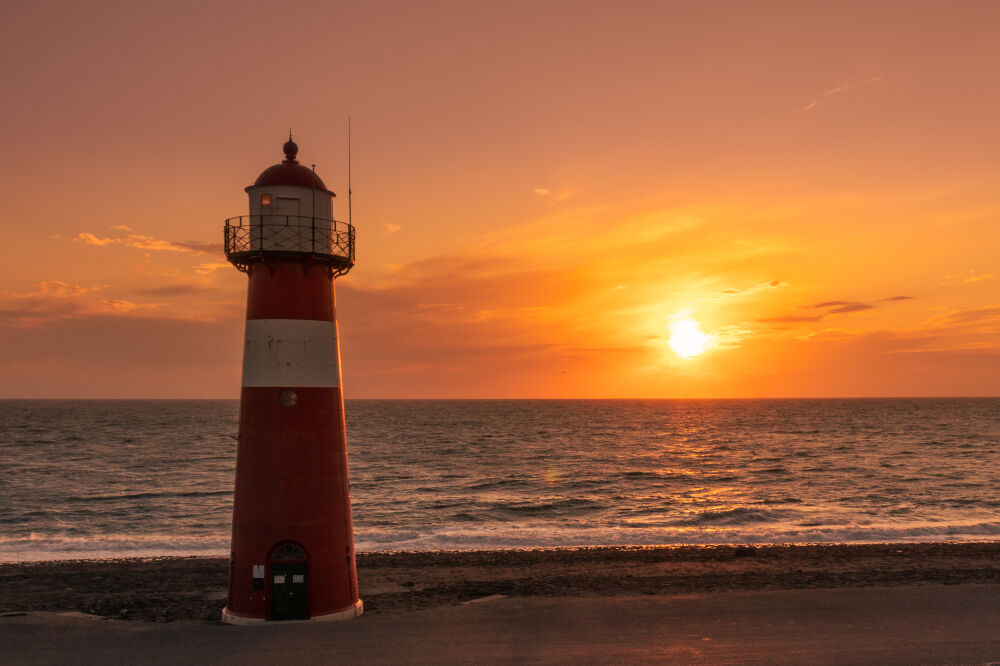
top-left (224, 215), bottom-right (355, 275)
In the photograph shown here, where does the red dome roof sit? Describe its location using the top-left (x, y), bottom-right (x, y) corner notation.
top-left (246, 137), bottom-right (333, 194)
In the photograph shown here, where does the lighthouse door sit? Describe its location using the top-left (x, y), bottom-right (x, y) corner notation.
top-left (269, 542), bottom-right (308, 621)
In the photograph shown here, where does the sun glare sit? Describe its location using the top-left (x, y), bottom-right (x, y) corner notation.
top-left (668, 317), bottom-right (714, 359)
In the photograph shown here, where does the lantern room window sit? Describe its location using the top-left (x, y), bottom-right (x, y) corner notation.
top-left (261, 194), bottom-right (271, 206)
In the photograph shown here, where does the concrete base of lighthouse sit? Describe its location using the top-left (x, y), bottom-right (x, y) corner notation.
top-left (221, 599), bottom-right (364, 625)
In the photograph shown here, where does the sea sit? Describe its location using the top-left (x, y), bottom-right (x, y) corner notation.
top-left (1, 399), bottom-right (998, 562)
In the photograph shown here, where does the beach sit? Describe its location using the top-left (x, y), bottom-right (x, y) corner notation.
top-left (5, 543), bottom-right (1000, 664)
top-left (3, 542), bottom-right (1000, 623)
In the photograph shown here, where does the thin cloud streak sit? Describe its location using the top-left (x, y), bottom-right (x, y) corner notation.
top-left (0, 281), bottom-right (164, 324)
top-left (800, 75), bottom-right (882, 111)
top-left (720, 280), bottom-right (786, 296)
top-left (810, 301), bottom-right (875, 314)
top-left (758, 315), bottom-right (824, 323)
top-left (75, 232), bottom-right (222, 255)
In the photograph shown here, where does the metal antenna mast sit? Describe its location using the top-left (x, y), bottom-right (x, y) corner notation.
top-left (348, 117), bottom-right (352, 226)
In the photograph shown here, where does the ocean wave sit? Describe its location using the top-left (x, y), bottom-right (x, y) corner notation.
top-left (464, 478), bottom-right (535, 491)
top-left (5, 521), bottom-right (1000, 562)
top-left (352, 520), bottom-right (1000, 552)
top-left (62, 490), bottom-right (233, 503)
top-left (686, 507), bottom-right (794, 526)
top-left (0, 533), bottom-right (230, 562)
top-left (492, 498), bottom-right (600, 515)
top-left (630, 507), bottom-right (796, 528)
top-left (9, 520), bottom-right (1000, 562)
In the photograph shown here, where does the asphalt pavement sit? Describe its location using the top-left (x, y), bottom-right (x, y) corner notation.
top-left (3, 585), bottom-right (1000, 664)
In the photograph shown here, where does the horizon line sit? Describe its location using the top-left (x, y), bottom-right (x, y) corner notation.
top-left (2, 395), bottom-right (998, 401)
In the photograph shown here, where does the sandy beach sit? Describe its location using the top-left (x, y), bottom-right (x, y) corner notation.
top-left (3, 542), bottom-right (1000, 622)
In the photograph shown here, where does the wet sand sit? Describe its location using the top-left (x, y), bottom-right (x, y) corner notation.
top-left (3, 542), bottom-right (1000, 623)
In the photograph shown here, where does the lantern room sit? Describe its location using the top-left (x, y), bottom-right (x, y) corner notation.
top-left (224, 136), bottom-right (355, 275)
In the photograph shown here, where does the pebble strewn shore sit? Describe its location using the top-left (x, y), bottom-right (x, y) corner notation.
top-left (2, 543), bottom-right (999, 623)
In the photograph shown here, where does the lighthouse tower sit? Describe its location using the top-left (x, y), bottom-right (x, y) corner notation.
top-left (221, 136), bottom-right (361, 623)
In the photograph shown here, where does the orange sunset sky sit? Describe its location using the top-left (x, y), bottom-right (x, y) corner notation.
top-left (1, 1), bottom-right (998, 398)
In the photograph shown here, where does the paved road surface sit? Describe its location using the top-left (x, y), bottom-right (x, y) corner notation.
top-left (3, 585), bottom-right (1000, 664)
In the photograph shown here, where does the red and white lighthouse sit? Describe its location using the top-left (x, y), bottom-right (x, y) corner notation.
top-left (221, 136), bottom-right (362, 623)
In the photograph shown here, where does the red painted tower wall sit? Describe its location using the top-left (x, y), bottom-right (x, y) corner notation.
top-left (225, 262), bottom-right (360, 621)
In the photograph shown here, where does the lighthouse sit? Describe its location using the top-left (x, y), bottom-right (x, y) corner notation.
top-left (221, 136), bottom-right (362, 623)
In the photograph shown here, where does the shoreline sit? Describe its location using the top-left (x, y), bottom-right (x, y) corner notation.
top-left (3, 542), bottom-right (1000, 623)
top-left (6, 535), bottom-right (1000, 564)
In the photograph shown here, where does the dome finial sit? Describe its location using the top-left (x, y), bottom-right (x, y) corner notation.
top-left (283, 131), bottom-right (299, 163)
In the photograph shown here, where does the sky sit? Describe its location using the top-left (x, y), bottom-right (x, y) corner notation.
top-left (1, 0), bottom-right (998, 398)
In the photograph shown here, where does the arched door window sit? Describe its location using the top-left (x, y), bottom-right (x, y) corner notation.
top-left (269, 542), bottom-right (308, 620)
top-left (271, 542), bottom-right (307, 561)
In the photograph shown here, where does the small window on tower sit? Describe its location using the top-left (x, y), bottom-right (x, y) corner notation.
top-left (261, 194), bottom-right (271, 206)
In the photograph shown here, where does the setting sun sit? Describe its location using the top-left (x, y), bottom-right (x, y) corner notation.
top-left (668, 317), bottom-right (714, 359)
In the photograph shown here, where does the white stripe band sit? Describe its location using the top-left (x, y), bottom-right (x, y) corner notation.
top-left (241, 319), bottom-right (341, 388)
